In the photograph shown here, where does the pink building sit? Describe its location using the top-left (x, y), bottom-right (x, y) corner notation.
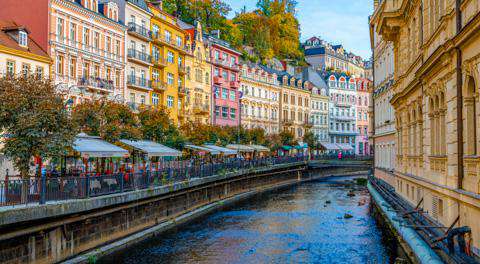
top-left (355, 77), bottom-right (372, 155)
top-left (206, 34), bottom-right (241, 127)
top-left (0, 0), bottom-right (127, 104)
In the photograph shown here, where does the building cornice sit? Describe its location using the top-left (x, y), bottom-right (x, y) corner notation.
top-left (0, 45), bottom-right (51, 64)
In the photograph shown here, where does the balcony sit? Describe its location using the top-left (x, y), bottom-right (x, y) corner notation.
top-left (212, 58), bottom-right (239, 71)
top-left (152, 80), bottom-right (167, 91)
top-left (213, 76), bottom-right (224, 85)
top-left (373, 0), bottom-right (406, 41)
top-left (334, 101), bottom-right (352, 107)
top-left (128, 49), bottom-right (152, 66)
top-left (178, 64), bottom-right (187, 75)
top-left (127, 76), bottom-right (152, 91)
top-left (331, 115), bottom-right (356, 121)
top-left (77, 77), bottom-right (114, 93)
top-left (152, 32), bottom-right (191, 54)
top-left (230, 81), bottom-right (240, 89)
top-left (282, 119), bottom-right (293, 126)
top-left (153, 57), bottom-right (168, 68)
top-left (193, 103), bottom-right (209, 114)
top-left (329, 130), bottom-right (359, 136)
top-left (127, 22), bottom-right (152, 41)
top-left (178, 86), bottom-right (187, 96)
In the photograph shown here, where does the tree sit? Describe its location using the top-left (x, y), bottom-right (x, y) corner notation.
top-left (279, 130), bottom-right (297, 146)
top-left (302, 130), bottom-right (318, 156)
top-left (72, 99), bottom-right (142, 143)
top-left (138, 107), bottom-right (185, 148)
top-left (0, 76), bottom-right (77, 201)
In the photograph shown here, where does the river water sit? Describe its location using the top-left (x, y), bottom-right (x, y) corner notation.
top-left (101, 176), bottom-right (399, 264)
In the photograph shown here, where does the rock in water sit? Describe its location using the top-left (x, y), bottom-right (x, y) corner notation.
top-left (344, 213), bottom-right (353, 219)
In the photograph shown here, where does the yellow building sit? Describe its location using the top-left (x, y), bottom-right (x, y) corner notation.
top-left (148, 2), bottom-right (189, 125)
top-left (371, 0), bottom-right (480, 256)
top-left (183, 22), bottom-right (212, 125)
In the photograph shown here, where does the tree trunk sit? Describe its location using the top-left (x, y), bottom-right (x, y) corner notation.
top-left (20, 168), bottom-right (29, 204)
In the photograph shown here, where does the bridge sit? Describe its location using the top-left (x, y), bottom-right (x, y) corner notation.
top-left (0, 157), bottom-right (371, 264)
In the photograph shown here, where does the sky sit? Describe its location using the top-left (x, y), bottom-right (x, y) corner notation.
top-left (223, 0), bottom-right (374, 59)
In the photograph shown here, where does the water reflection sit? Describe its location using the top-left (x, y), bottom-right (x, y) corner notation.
top-left (101, 177), bottom-right (395, 264)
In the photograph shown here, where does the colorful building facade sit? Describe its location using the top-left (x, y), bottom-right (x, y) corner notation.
top-left (183, 22), bottom-right (212, 125)
top-left (148, 1), bottom-right (189, 125)
top-left (0, 0), bottom-right (127, 104)
top-left (325, 72), bottom-right (358, 152)
top-left (239, 62), bottom-right (280, 134)
top-left (355, 77), bottom-right (371, 155)
top-left (371, 0), bottom-right (480, 255)
top-left (206, 34), bottom-right (241, 127)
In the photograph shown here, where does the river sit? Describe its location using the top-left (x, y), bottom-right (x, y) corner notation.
top-left (100, 176), bottom-right (401, 264)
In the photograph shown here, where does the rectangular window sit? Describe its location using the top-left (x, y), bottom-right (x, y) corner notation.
top-left (93, 32), bottom-right (99, 49)
top-left (176, 36), bottom-right (182, 47)
top-left (167, 96), bottom-right (174, 108)
top-left (130, 93), bottom-right (135, 103)
top-left (57, 18), bottom-right (64, 40)
top-left (35, 66), bottom-right (44, 78)
top-left (165, 30), bottom-right (171, 42)
top-left (140, 95), bottom-right (146, 105)
top-left (56, 56), bottom-right (64, 75)
top-left (69, 23), bottom-right (76, 42)
top-left (222, 107), bottom-right (228, 118)
top-left (106, 36), bottom-right (111, 53)
top-left (230, 108), bottom-right (236, 119)
top-left (83, 28), bottom-right (89, 46)
top-left (115, 70), bottom-right (120, 87)
top-left (21, 63), bottom-right (30, 78)
top-left (222, 70), bottom-right (228, 80)
top-left (167, 51), bottom-right (174, 63)
top-left (215, 106), bottom-right (220, 116)
top-left (229, 90), bottom-right (235, 101)
top-left (69, 57), bottom-right (76, 78)
top-left (222, 88), bottom-right (228, 99)
top-left (167, 73), bottom-right (174, 85)
top-left (19, 31), bottom-right (28, 46)
top-left (115, 40), bottom-right (120, 56)
top-left (152, 93), bottom-right (159, 106)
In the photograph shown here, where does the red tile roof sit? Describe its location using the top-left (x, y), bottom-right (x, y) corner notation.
top-left (0, 20), bottom-right (49, 58)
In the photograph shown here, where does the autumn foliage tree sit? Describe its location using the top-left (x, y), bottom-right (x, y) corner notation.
top-left (0, 76), bottom-right (77, 200)
top-left (138, 107), bottom-right (185, 148)
top-left (72, 99), bottom-right (142, 143)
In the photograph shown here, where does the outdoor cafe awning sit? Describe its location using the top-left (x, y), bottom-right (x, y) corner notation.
top-left (203, 145), bottom-right (238, 155)
top-left (320, 143), bottom-right (341, 151)
top-left (226, 144), bottom-right (255, 152)
top-left (337, 143), bottom-right (354, 151)
top-left (184, 144), bottom-right (221, 155)
top-left (73, 133), bottom-right (129, 158)
top-left (119, 139), bottom-right (182, 157)
top-left (248, 145), bottom-right (270, 152)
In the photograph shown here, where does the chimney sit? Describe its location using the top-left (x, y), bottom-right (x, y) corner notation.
top-left (211, 29), bottom-right (220, 39)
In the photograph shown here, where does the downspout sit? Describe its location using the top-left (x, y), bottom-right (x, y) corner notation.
top-left (455, 0), bottom-right (464, 190)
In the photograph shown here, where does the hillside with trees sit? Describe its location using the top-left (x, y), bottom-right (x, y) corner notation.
top-left (161, 0), bottom-right (304, 64)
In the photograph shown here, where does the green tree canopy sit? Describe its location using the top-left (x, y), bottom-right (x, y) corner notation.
top-left (0, 76), bottom-right (77, 180)
top-left (138, 107), bottom-right (185, 148)
top-left (72, 99), bottom-right (142, 143)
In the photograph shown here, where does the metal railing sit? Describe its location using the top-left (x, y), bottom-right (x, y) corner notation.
top-left (77, 76), bottom-right (114, 91)
top-left (127, 22), bottom-right (152, 39)
top-left (0, 156), bottom-right (309, 207)
top-left (127, 75), bottom-right (152, 89)
top-left (127, 49), bottom-right (152, 64)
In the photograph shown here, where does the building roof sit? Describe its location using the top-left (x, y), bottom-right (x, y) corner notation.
top-left (304, 47), bottom-right (325, 56)
top-left (301, 68), bottom-right (329, 94)
top-left (127, 0), bottom-right (150, 12)
top-left (0, 20), bottom-right (49, 59)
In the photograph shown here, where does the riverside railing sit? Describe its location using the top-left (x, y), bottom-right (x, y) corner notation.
top-left (0, 156), bottom-right (309, 207)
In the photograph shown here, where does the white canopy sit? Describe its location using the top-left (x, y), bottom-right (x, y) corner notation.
top-left (337, 143), bottom-right (354, 151)
top-left (73, 133), bottom-right (129, 158)
top-left (320, 143), bottom-right (341, 151)
top-left (203, 145), bottom-right (238, 155)
top-left (248, 145), bottom-right (270, 152)
top-left (226, 144), bottom-right (255, 152)
top-left (184, 144), bottom-right (221, 155)
top-left (119, 139), bottom-right (182, 157)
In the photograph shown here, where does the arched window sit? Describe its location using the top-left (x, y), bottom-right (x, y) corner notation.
top-left (465, 76), bottom-right (477, 155)
top-left (329, 76), bottom-right (336, 88)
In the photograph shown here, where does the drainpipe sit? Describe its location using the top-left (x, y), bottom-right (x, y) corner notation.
top-left (455, 0), bottom-right (464, 190)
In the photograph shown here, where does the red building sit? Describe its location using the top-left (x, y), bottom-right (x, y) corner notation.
top-left (205, 33), bottom-right (241, 127)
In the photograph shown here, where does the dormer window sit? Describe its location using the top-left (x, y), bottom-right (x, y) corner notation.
top-left (18, 31), bottom-right (27, 47)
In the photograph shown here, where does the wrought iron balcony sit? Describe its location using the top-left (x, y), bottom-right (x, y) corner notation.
top-left (152, 80), bottom-right (167, 90)
top-left (128, 49), bottom-right (152, 65)
top-left (77, 76), bottom-right (114, 92)
top-left (127, 75), bottom-right (152, 90)
top-left (127, 22), bottom-right (152, 40)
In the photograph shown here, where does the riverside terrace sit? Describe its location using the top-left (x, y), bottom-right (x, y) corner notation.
top-left (0, 155), bottom-right (372, 207)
